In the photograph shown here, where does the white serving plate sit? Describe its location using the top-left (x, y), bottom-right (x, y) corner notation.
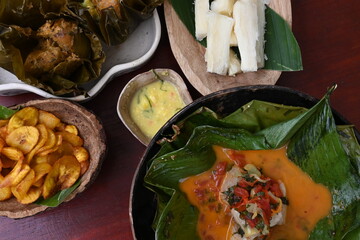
top-left (0, 10), bottom-right (161, 102)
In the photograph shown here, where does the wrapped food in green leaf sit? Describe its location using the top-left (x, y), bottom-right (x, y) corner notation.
top-left (0, 17), bottom-right (105, 96)
top-left (77, 0), bottom-right (163, 45)
top-left (144, 88), bottom-right (360, 239)
top-left (0, 0), bottom-right (80, 29)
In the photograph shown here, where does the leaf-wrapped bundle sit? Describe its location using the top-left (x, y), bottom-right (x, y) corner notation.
top-left (76, 0), bottom-right (163, 45)
top-left (0, 0), bottom-right (164, 95)
top-left (0, 12), bottom-right (105, 96)
top-left (144, 90), bottom-right (360, 239)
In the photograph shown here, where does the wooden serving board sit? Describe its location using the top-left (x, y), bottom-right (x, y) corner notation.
top-left (164, 0), bottom-right (292, 95)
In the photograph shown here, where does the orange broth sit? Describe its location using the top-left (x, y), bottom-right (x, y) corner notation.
top-left (179, 146), bottom-right (332, 240)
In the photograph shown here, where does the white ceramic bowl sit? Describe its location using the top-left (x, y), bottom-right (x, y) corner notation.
top-left (0, 10), bottom-right (161, 102)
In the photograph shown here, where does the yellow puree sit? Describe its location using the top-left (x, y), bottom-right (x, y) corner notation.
top-left (130, 80), bottom-right (185, 138)
top-left (180, 146), bottom-right (332, 240)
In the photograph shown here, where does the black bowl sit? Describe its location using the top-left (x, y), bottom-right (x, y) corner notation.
top-left (129, 85), bottom-right (358, 240)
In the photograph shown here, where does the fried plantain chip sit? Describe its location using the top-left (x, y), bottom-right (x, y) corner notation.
top-left (36, 128), bottom-right (56, 154)
top-left (0, 160), bottom-right (22, 188)
top-left (73, 146), bottom-right (89, 163)
top-left (1, 147), bottom-right (25, 161)
top-left (80, 160), bottom-right (89, 176)
top-left (12, 169), bottom-right (35, 201)
top-left (26, 124), bottom-right (48, 163)
top-left (33, 178), bottom-right (44, 188)
top-left (0, 175), bottom-right (12, 201)
top-left (6, 126), bottom-right (40, 154)
top-left (46, 152), bottom-right (60, 166)
top-left (17, 187), bottom-right (42, 204)
top-left (56, 131), bottom-right (83, 147)
top-left (0, 156), bottom-right (16, 169)
top-left (64, 125), bottom-right (78, 135)
top-left (38, 110), bottom-right (61, 130)
top-left (31, 155), bottom-right (49, 166)
top-left (0, 126), bottom-right (7, 140)
top-left (7, 107), bottom-right (39, 133)
top-left (37, 133), bottom-right (62, 156)
top-left (12, 164), bottom-right (31, 187)
top-left (0, 186), bottom-right (11, 201)
top-left (0, 120), bottom-right (8, 128)
top-left (55, 122), bottom-right (66, 132)
top-left (0, 137), bottom-right (5, 152)
top-left (0, 160), bottom-right (29, 188)
top-left (42, 155), bottom-right (80, 199)
top-left (56, 141), bottom-right (74, 156)
top-left (33, 162), bottom-right (52, 183)
top-left (42, 165), bottom-right (59, 199)
top-left (57, 155), bottom-right (80, 189)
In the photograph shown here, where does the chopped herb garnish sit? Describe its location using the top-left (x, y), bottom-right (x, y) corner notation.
top-left (151, 69), bottom-right (166, 91)
top-left (256, 191), bottom-right (265, 197)
top-left (237, 227), bottom-right (245, 237)
top-left (244, 174), bottom-right (256, 182)
top-left (222, 187), bottom-right (241, 206)
top-left (271, 203), bottom-right (279, 210)
top-left (280, 197), bottom-right (289, 205)
top-left (256, 219), bottom-right (265, 230)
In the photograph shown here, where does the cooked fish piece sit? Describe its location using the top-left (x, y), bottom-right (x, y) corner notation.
top-left (24, 41), bottom-right (66, 76)
top-left (220, 164), bottom-right (287, 240)
top-left (92, 0), bottom-right (121, 16)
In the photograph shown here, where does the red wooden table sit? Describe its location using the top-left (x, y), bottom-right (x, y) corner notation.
top-left (0, 1), bottom-right (359, 239)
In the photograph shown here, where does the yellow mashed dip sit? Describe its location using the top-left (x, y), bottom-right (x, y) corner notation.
top-left (129, 80), bottom-right (185, 138)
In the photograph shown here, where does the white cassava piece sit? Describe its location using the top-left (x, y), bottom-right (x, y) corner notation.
top-left (195, 0), bottom-right (209, 40)
top-left (233, 0), bottom-right (259, 72)
top-left (205, 11), bottom-right (234, 75)
top-left (210, 0), bottom-right (236, 16)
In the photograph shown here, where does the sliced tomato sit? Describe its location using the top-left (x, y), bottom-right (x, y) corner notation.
top-left (269, 180), bottom-right (284, 197)
top-left (244, 215), bottom-right (260, 228)
top-left (257, 199), bottom-right (272, 225)
top-left (234, 187), bottom-right (249, 199)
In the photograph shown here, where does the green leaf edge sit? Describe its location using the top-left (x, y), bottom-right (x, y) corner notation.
top-left (0, 105), bottom-right (18, 119)
top-left (35, 180), bottom-right (81, 207)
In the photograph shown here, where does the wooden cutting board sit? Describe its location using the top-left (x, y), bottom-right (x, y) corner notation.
top-left (164, 0), bottom-right (292, 95)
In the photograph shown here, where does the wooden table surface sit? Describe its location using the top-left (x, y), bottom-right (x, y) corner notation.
top-left (0, 1), bottom-right (359, 239)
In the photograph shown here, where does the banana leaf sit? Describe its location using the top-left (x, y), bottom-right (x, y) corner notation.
top-left (0, 18), bottom-right (105, 96)
top-left (144, 88), bottom-right (360, 239)
top-left (36, 180), bottom-right (81, 207)
top-left (170, 0), bottom-right (303, 71)
top-left (75, 0), bottom-right (163, 45)
top-left (0, 0), bottom-right (81, 29)
top-left (0, 105), bottom-right (18, 119)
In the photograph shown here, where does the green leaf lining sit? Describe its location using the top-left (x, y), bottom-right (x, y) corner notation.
top-left (145, 90), bottom-right (360, 239)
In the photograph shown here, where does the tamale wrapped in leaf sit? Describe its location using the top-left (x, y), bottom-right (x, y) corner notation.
top-left (0, 0), bottom-right (162, 95)
top-left (0, 17), bottom-right (105, 96)
top-left (0, 0), bottom-right (79, 29)
top-left (77, 0), bottom-right (163, 45)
